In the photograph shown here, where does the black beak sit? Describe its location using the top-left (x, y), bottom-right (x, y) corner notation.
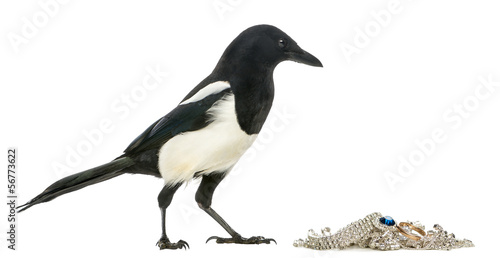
top-left (287, 49), bottom-right (323, 67)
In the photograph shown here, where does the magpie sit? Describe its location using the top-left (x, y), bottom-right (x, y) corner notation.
top-left (18, 24), bottom-right (323, 250)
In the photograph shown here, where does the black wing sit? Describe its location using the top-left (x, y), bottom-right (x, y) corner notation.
top-left (124, 88), bottom-right (231, 154)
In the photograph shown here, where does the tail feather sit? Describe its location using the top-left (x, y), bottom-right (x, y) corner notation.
top-left (17, 156), bottom-right (135, 212)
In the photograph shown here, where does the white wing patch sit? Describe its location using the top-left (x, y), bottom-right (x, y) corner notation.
top-left (158, 93), bottom-right (257, 186)
top-left (180, 81), bottom-right (231, 105)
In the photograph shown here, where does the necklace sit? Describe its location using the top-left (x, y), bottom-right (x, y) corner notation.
top-left (294, 212), bottom-right (474, 251)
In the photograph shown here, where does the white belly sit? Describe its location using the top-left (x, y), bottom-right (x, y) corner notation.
top-left (158, 94), bottom-right (257, 186)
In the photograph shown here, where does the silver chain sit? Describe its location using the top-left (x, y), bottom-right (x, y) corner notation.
top-left (294, 212), bottom-right (474, 251)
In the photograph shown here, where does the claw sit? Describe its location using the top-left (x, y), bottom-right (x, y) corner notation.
top-left (178, 240), bottom-right (190, 250)
top-left (206, 236), bottom-right (219, 244)
top-left (156, 238), bottom-right (190, 250)
top-left (205, 235), bottom-right (276, 245)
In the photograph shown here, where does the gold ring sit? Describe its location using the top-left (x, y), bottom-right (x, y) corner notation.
top-left (396, 225), bottom-right (421, 241)
top-left (399, 222), bottom-right (426, 236)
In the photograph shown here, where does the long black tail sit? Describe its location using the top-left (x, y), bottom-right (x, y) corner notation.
top-left (17, 156), bottom-right (135, 212)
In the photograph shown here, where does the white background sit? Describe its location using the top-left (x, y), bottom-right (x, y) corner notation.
top-left (1, 1), bottom-right (499, 258)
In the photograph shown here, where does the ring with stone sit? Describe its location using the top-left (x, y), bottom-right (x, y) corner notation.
top-left (377, 215), bottom-right (421, 241)
top-left (374, 215), bottom-right (399, 232)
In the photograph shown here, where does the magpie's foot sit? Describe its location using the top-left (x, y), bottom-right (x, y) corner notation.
top-left (206, 234), bottom-right (276, 245)
top-left (156, 236), bottom-right (189, 250)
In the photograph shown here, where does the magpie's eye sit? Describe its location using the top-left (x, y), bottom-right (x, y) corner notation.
top-left (278, 38), bottom-right (287, 48)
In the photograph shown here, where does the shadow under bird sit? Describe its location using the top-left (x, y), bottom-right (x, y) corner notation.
top-left (18, 24), bottom-right (323, 250)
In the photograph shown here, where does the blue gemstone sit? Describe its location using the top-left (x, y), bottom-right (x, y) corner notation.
top-left (379, 216), bottom-right (395, 226)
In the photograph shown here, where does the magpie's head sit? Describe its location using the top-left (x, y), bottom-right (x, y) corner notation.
top-left (218, 25), bottom-right (323, 70)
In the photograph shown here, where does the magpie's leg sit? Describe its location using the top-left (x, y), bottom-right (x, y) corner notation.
top-left (195, 173), bottom-right (276, 245)
top-left (156, 183), bottom-right (189, 250)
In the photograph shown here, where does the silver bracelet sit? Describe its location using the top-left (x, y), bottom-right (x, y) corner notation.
top-left (293, 212), bottom-right (474, 251)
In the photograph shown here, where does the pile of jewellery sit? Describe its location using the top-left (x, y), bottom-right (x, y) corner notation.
top-left (293, 212), bottom-right (474, 251)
